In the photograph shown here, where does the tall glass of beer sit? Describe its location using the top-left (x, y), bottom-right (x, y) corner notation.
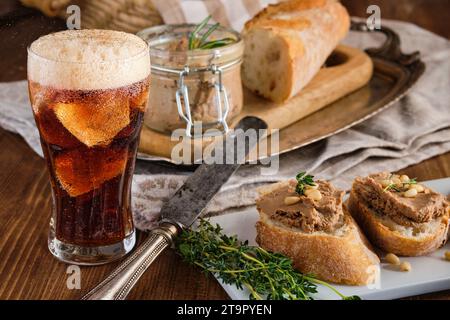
top-left (27, 30), bottom-right (151, 265)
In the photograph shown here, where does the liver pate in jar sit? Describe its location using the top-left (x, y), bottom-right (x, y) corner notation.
top-left (138, 24), bottom-right (244, 136)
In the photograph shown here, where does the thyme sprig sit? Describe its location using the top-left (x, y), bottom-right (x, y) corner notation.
top-left (188, 16), bottom-right (236, 50)
top-left (383, 174), bottom-right (417, 192)
top-left (295, 171), bottom-right (316, 195)
top-left (176, 219), bottom-right (360, 300)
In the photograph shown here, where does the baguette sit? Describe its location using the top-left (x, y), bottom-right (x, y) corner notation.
top-left (255, 181), bottom-right (380, 286)
top-left (242, 0), bottom-right (350, 102)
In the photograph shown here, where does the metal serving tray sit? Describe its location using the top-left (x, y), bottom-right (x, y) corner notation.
top-left (137, 21), bottom-right (425, 164)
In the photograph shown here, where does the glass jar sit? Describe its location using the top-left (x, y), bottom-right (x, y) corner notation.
top-left (138, 24), bottom-right (244, 137)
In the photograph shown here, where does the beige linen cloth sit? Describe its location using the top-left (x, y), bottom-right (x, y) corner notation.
top-left (2, 2), bottom-right (450, 230)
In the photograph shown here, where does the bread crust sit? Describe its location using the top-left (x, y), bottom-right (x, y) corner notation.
top-left (245, 0), bottom-right (327, 30)
top-left (348, 190), bottom-right (449, 256)
top-left (255, 184), bottom-right (380, 285)
top-left (242, 0), bottom-right (350, 102)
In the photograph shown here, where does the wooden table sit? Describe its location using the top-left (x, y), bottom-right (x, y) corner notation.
top-left (0, 1), bottom-right (449, 300)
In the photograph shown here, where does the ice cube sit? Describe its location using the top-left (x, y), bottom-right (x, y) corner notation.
top-left (53, 98), bottom-right (130, 147)
top-left (35, 105), bottom-right (82, 148)
top-left (54, 147), bottom-right (128, 197)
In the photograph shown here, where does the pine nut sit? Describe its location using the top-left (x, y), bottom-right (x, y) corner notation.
top-left (284, 196), bottom-right (300, 205)
top-left (305, 184), bottom-right (319, 190)
top-left (385, 253), bottom-right (400, 265)
top-left (392, 177), bottom-right (402, 186)
top-left (400, 175), bottom-right (410, 183)
top-left (380, 179), bottom-right (392, 188)
top-left (403, 188), bottom-right (418, 198)
top-left (445, 251), bottom-right (450, 261)
top-left (409, 184), bottom-right (424, 193)
top-left (399, 261), bottom-right (411, 272)
top-left (305, 189), bottom-right (322, 201)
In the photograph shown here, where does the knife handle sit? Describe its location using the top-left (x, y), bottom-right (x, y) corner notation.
top-left (81, 222), bottom-right (179, 300)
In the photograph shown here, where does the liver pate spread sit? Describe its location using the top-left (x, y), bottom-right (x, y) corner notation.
top-left (256, 180), bottom-right (345, 233)
top-left (353, 172), bottom-right (448, 227)
top-left (144, 30), bottom-right (244, 134)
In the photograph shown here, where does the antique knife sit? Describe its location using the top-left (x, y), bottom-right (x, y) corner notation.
top-left (82, 116), bottom-right (267, 300)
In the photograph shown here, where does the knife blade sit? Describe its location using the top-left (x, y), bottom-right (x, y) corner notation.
top-left (160, 116), bottom-right (267, 228)
top-left (81, 116), bottom-right (267, 300)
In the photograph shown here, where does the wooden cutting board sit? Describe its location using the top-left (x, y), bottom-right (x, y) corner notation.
top-left (139, 45), bottom-right (373, 161)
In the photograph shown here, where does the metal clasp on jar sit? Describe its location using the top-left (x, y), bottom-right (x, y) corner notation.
top-left (151, 57), bottom-right (241, 138)
top-left (174, 63), bottom-right (231, 138)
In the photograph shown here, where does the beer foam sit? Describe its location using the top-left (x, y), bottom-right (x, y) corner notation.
top-left (28, 29), bottom-right (150, 90)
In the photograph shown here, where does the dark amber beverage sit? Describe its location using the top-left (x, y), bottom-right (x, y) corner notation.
top-left (29, 80), bottom-right (148, 246)
top-left (28, 30), bottom-right (150, 264)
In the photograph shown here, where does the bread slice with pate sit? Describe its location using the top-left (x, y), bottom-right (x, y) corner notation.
top-left (348, 172), bottom-right (449, 256)
top-left (255, 180), bottom-right (380, 286)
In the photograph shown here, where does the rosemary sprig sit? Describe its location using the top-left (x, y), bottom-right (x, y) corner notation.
top-left (199, 38), bottom-right (235, 49)
top-left (176, 219), bottom-right (359, 300)
top-left (295, 171), bottom-right (316, 195)
top-left (198, 22), bottom-right (220, 46)
top-left (188, 16), bottom-right (236, 50)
